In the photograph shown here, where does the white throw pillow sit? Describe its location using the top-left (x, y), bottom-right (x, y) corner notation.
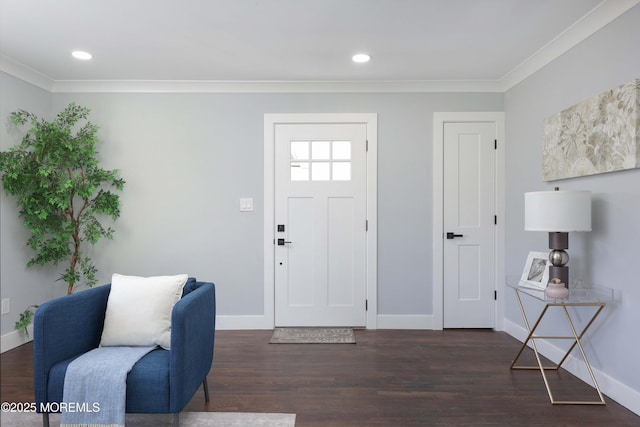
top-left (100, 273), bottom-right (188, 350)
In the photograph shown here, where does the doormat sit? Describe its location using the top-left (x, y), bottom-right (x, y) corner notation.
top-left (269, 327), bottom-right (356, 344)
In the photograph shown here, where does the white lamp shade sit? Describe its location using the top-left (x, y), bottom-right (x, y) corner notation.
top-left (524, 190), bottom-right (592, 232)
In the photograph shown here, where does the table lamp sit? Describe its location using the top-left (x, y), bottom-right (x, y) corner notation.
top-left (524, 188), bottom-right (591, 287)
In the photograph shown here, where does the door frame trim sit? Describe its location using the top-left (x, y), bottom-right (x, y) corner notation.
top-left (432, 112), bottom-right (505, 331)
top-left (264, 113), bottom-right (378, 329)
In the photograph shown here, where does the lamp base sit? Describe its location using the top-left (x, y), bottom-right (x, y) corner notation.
top-left (548, 232), bottom-right (570, 288)
top-left (549, 266), bottom-right (568, 288)
top-left (549, 232), bottom-right (568, 250)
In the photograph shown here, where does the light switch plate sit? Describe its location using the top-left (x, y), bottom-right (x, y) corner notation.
top-left (240, 198), bottom-right (254, 212)
top-left (1, 298), bottom-right (9, 315)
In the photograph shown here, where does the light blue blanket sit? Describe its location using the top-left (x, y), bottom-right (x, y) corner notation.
top-left (61, 346), bottom-right (156, 427)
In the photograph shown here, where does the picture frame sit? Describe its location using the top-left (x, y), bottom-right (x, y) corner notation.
top-left (520, 251), bottom-right (550, 290)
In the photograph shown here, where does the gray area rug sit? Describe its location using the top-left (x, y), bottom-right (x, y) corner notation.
top-left (0, 411), bottom-right (296, 427)
top-left (270, 327), bottom-right (356, 344)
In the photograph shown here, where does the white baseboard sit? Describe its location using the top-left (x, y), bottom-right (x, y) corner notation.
top-left (504, 318), bottom-right (640, 416)
top-left (214, 314), bottom-right (436, 330)
top-left (376, 314), bottom-right (435, 330)
top-left (1, 326), bottom-right (34, 353)
top-left (215, 315), bottom-right (273, 330)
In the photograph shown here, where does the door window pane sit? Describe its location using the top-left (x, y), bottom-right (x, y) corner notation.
top-left (312, 141), bottom-right (330, 160)
top-left (291, 162), bottom-right (309, 181)
top-left (312, 162), bottom-right (330, 181)
top-left (332, 141), bottom-right (351, 160)
top-left (291, 141), bottom-right (309, 160)
top-left (332, 163), bottom-right (351, 181)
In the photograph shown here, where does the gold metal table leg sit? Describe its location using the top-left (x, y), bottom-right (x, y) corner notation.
top-left (510, 288), bottom-right (606, 405)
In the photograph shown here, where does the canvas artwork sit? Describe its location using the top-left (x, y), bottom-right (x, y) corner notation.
top-left (543, 78), bottom-right (640, 181)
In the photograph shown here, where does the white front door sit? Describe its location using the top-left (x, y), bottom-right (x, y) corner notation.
top-left (274, 123), bottom-right (367, 327)
top-left (443, 122), bottom-right (496, 328)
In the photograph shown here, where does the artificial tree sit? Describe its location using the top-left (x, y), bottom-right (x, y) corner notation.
top-left (0, 103), bottom-right (125, 333)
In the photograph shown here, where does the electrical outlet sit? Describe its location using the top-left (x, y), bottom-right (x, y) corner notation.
top-left (1, 298), bottom-right (9, 315)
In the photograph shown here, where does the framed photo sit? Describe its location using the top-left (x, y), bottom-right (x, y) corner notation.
top-left (520, 251), bottom-right (550, 290)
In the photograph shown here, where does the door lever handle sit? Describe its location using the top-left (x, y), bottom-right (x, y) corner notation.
top-left (446, 232), bottom-right (464, 239)
top-left (277, 238), bottom-right (292, 246)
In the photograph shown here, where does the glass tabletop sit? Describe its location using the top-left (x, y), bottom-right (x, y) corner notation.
top-left (507, 281), bottom-right (613, 304)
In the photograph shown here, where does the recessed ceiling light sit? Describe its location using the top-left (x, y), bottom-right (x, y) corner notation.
top-left (72, 51), bottom-right (92, 60)
top-left (352, 53), bottom-right (370, 63)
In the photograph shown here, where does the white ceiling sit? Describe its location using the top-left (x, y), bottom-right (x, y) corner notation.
top-left (0, 0), bottom-right (637, 92)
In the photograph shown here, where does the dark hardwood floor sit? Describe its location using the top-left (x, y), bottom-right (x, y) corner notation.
top-left (2, 330), bottom-right (639, 426)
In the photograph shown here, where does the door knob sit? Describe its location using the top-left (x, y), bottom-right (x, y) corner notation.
top-left (446, 232), bottom-right (464, 239)
top-left (277, 238), bottom-right (292, 246)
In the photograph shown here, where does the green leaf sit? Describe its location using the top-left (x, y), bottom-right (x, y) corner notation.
top-left (0, 103), bottom-right (125, 293)
top-left (15, 308), bottom-right (35, 337)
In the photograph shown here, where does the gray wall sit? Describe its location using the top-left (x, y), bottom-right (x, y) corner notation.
top-left (0, 84), bottom-right (502, 333)
top-left (504, 5), bottom-right (640, 401)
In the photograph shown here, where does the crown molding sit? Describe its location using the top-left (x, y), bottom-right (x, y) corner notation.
top-left (2, 0), bottom-right (637, 95)
top-left (49, 79), bottom-right (502, 93)
top-left (0, 55), bottom-right (53, 92)
top-left (499, 0), bottom-right (640, 91)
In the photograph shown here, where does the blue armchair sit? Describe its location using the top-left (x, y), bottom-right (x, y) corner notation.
top-left (33, 278), bottom-right (216, 427)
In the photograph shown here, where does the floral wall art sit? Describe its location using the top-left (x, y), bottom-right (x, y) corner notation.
top-left (543, 78), bottom-right (639, 181)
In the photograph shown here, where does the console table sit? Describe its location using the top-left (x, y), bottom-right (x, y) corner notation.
top-left (508, 281), bottom-right (612, 405)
